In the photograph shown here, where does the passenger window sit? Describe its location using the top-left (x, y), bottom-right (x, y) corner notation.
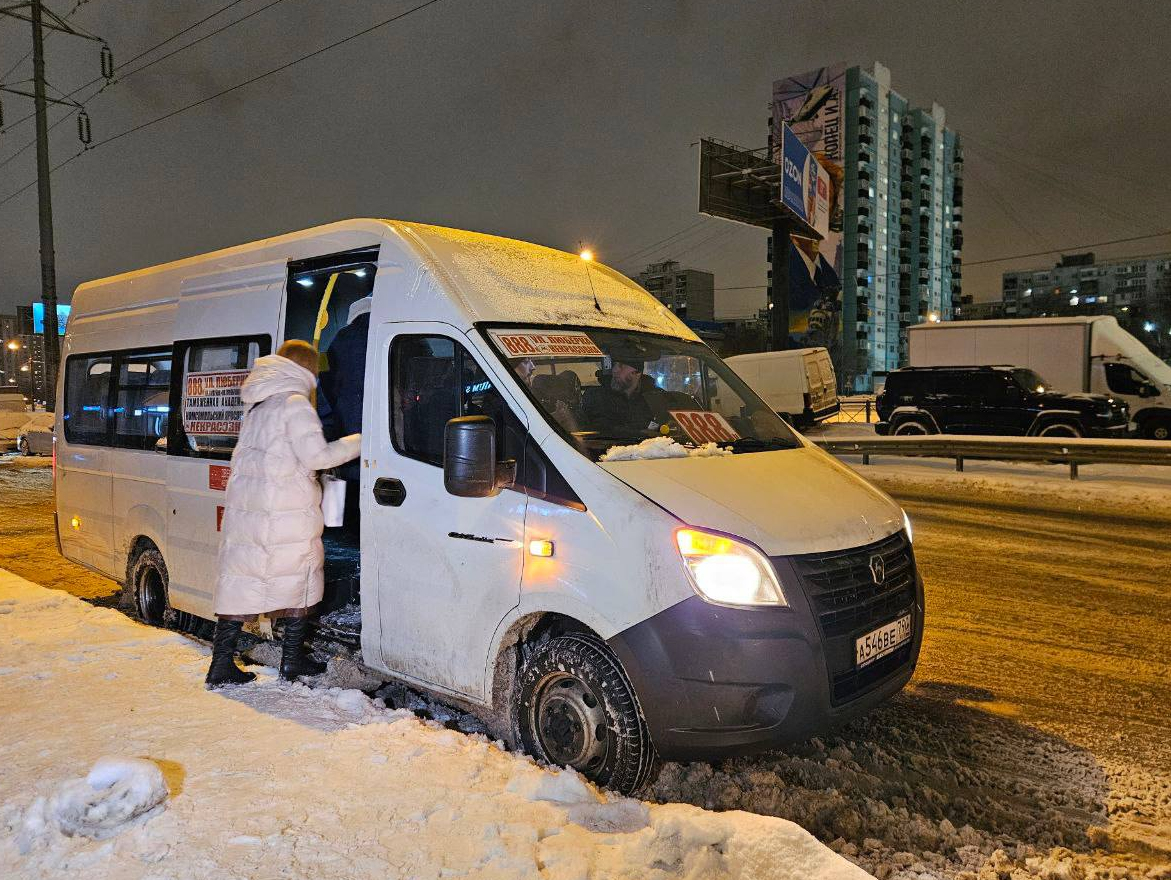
top-left (63, 355), bottom-right (113, 445)
top-left (392, 336), bottom-right (459, 466)
top-left (1104, 362), bottom-right (1144, 395)
top-left (174, 337), bottom-right (268, 459)
top-left (112, 351), bottom-right (171, 450)
top-left (390, 334), bottom-right (581, 507)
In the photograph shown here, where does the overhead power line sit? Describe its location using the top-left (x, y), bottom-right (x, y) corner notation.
top-left (0, 0), bottom-right (450, 208)
top-left (0, 0), bottom-right (263, 142)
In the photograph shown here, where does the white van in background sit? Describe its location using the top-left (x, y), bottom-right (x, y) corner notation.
top-left (57, 219), bottom-right (921, 794)
top-left (725, 347), bottom-right (840, 426)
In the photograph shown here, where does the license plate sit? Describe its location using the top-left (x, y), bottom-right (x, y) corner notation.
top-left (854, 614), bottom-right (912, 668)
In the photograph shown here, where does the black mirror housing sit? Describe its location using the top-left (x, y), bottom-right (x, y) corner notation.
top-left (444, 416), bottom-right (500, 498)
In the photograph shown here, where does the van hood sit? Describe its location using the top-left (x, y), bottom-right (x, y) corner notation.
top-left (600, 445), bottom-right (904, 557)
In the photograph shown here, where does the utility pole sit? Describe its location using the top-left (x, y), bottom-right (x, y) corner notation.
top-left (0, 0), bottom-right (107, 410)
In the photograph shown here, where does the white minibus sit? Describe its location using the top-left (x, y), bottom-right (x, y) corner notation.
top-left (56, 219), bottom-right (922, 794)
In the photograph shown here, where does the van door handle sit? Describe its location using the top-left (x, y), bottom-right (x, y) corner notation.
top-left (373, 477), bottom-right (407, 507)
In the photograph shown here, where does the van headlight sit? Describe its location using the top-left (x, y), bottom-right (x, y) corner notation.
top-left (675, 528), bottom-right (787, 607)
top-left (903, 509), bottom-right (913, 544)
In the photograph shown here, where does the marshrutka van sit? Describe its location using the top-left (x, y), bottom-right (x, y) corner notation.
top-left (56, 219), bottom-right (923, 794)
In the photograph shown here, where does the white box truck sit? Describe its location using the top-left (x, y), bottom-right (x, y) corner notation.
top-left (908, 316), bottom-right (1171, 440)
top-left (724, 347), bottom-right (840, 426)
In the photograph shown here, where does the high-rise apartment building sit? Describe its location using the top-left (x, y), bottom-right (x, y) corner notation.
top-left (973, 251), bottom-right (1171, 358)
top-left (636, 261), bottom-right (715, 322)
top-left (771, 62), bottom-right (963, 392)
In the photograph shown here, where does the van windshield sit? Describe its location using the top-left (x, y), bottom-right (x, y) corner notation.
top-left (484, 326), bottom-right (800, 459)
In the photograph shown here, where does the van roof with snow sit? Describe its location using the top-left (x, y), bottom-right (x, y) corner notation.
top-left (68, 219), bottom-right (697, 344)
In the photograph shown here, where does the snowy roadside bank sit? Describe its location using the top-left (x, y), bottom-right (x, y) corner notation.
top-left (0, 569), bottom-right (869, 880)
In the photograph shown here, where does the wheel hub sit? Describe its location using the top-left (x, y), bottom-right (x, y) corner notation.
top-left (138, 567), bottom-right (165, 625)
top-left (535, 674), bottom-right (608, 770)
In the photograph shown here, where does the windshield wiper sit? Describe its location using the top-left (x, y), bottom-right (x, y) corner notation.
top-left (720, 437), bottom-right (794, 453)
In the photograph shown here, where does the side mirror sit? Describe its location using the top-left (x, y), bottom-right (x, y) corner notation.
top-left (1139, 384), bottom-right (1158, 398)
top-left (444, 416), bottom-right (501, 498)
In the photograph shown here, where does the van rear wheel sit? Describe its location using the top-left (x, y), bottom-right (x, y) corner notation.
top-left (516, 631), bottom-right (656, 796)
top-left (127, 548), bottom-right (171, 628)
top-left (1143, 418), bottom-right (1170, 441)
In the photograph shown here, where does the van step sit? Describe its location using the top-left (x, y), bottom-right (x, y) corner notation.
top-left (317, 603), bottom-right (361, 646)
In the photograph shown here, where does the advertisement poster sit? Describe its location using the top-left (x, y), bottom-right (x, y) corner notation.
top-left (772, 64), bottom-right (847, 379)
top-left (780, 124), bottom-right (830, 240)
top-left (182, 370), bottom-right (249, 436)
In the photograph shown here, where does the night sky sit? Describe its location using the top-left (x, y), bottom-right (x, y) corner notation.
top-left (2, 0), bottom-right (1169, 319)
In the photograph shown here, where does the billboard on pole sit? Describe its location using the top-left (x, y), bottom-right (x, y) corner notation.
top-left (772, 64), bottom-right (847, 375)
top-left (780, 125), bottom-right (830, 240)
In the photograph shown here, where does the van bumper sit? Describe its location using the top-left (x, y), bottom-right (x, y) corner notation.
top-left (801, 400), bottom-right (841, 426)
top-left (607, 547), bottom-right (923, 762)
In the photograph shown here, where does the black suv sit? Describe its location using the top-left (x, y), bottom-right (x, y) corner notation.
top-left (875, 366), bottom-right (1129, 438)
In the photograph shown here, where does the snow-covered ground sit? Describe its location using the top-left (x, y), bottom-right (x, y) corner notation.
top-left (0, 568), bottom-right (868, 880)
top-left (1, 453), bottom-right (1168, 879)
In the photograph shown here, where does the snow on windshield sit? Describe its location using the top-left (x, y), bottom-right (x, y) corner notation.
top-left (599, 436), bottom-right (733, 462)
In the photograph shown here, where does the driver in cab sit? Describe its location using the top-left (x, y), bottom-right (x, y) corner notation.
top-left (583, 357), bottom-right (666, 437)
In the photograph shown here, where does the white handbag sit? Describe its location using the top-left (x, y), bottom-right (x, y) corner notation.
top-left (320, 472), bottom-right (346, 528)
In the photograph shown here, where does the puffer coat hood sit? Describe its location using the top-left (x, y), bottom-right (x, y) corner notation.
top-left (214, 355), bottom-right (360, 617)
top-left (239, 354), bottom-right (316, 405)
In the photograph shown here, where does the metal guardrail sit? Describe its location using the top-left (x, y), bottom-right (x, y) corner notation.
top-left (813, 435), bottom-right (1171, 480)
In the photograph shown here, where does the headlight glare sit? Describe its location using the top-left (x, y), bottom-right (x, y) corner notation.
top-left (903, 509), bottom-right (913, 544)
top-left (675, 528), bottom-right (787, 607)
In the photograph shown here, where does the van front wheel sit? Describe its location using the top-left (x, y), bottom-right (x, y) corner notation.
top-left (516, 631), bottom-right (656, 795)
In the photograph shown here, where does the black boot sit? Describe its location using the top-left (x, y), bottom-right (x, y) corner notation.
top-left (279, 617), bottom-right (327, 681)
top-left (205, 619), bottom-right (257, 688)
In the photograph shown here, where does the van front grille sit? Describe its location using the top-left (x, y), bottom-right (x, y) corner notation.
top-left (783, 530), bottom-right (918, 706)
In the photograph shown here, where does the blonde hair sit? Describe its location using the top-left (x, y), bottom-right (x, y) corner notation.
top-left (277, 340), bottom-right (321, 376)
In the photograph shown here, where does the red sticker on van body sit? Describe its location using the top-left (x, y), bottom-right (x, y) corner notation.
top-left (216, 506), bottom-right (225, 532)
top-left (208, 465), bottom-right (230, 491)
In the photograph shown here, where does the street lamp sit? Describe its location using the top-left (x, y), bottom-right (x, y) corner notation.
top-left (579, 248), bottom-right (594, 262)
top-left (927, 312), bottom-right (941, 323)
top-left (6, 341), bottom-right (19, 351)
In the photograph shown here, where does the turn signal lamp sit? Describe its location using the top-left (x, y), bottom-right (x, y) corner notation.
top-left (528, 539), bottom-right (554, 558)
top-left (70, 515), bottom-right (81, 531)
top-left (675, 528), bottom-right (787, 607)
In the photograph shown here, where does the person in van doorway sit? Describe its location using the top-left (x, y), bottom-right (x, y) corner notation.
top-left (317, 296), bottom-right (371, 529)
top-left (205, 340), bottom-right (361, 688)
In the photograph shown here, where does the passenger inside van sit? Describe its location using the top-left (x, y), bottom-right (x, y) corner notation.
top-left (318, 297), bottom-right (371, 530)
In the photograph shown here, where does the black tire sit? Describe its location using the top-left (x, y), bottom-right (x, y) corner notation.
top-left (893, 417), bottom-right (933, 436)
top-left (17, 437), bottom-right (30, 456)
top-left (515, 631), bottom-right (657, 796)
top-left (125, 547), bottom-right (172, 627)
top-left (1036, 421), bottom-right (1082, 439)
top-left (1143, 418), bottom-right (1170, 442)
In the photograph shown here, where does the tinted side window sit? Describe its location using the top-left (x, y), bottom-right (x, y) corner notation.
top-left (172, 337), bottom-right (269, 459)
top-left (932, 372), bottom-right (970, 397)
top-left (392, 336), bottom-right (459, 466)
top-left (390, 334), bottom-right (582, 507)
top-left (63, 354), bottom-right (113, 445)
top-left (1104, 362), bottom-right (1143, 395)
top-left (112, 350), bottom-right (171, 450)
top-left (966, 372), bottom-right (1009, 400)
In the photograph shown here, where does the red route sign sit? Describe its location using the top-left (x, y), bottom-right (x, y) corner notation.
top-left (208, 465), bottom-right (231, 492)
top-left (668, 410), bottom-right (741, 445)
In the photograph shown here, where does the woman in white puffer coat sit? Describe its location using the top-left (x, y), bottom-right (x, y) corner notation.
top-left (206, 340), bottom-right (361, 688)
